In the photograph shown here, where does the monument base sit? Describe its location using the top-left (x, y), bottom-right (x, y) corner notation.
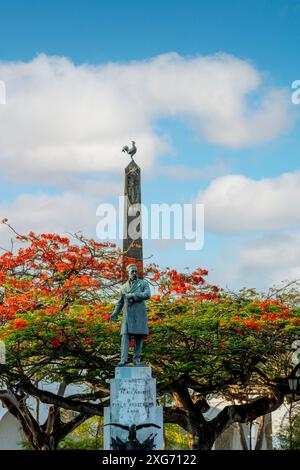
top-left (104, 366), bottom-right (163, 450)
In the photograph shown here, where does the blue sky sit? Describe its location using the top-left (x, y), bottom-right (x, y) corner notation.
top-left (0, 0), bottom-right (300, 290)
top-left (1, 0), bottom-right (299, 75)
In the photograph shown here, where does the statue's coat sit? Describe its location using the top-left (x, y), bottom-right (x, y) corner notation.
top-left (112, 279), bottom-right (150, 335)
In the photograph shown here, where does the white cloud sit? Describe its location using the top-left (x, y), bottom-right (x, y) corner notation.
top-left (212, 232), bottom-right (300, 290)
top-left (161, 160), bottom-right (229, 181)
top-left (198, 170), bottom-right (300, 233)
top-left (0, 52), bottom-right (291, 186)
top-left (0, 192), bottom-right (101, 250)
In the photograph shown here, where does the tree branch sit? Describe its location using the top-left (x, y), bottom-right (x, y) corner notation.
top-left (211, 390), bottom-right (284, 441)
top-left (163, 406), bottom-right (189, 429)
top-left (20, 380), bottom-right (104, 417)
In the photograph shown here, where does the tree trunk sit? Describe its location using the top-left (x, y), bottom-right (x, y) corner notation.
top-left (189, 432), bottom-right (214, 450)
top-left (237, 422), bottom-right (249, 450)
top-left (0, 388), bottom-right (90, 450)
top-left (184, 416), bottom-right (215, 450)
top-left (254, 415), bottom-right (265, 450)
top-left (167, 385), bottom-right (216, 450)
top-left (165, 386), bottom-right (284, 450)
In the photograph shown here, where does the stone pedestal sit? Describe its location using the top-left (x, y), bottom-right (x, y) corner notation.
top-left (104, 366), bottom-right (163, 450)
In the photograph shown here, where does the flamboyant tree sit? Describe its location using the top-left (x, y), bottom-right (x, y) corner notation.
top-left (0, 221), bottom-right (299, 450)
top-left (145, 292), bottom-right (300, 448)
top-left (0, 222), bottom-right (125, 449)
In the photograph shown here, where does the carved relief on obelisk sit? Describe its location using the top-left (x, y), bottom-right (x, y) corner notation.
top-left (122, 142), bottom-right (143, 274)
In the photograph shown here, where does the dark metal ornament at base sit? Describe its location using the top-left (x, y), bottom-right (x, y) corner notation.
top-left (107, 423), bottom-right (161, 450)
top-left (111, 433), bottom-right (157, 450)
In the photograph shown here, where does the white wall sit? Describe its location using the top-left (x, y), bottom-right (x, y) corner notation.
top-left (0, 410), bottom-right (24, 450)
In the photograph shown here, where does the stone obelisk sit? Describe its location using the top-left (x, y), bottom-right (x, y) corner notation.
top-left (123, 146), bottom-right (143, 275)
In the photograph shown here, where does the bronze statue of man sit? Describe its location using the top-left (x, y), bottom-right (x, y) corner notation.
top-left (110, 264), bottom-right (151, 366)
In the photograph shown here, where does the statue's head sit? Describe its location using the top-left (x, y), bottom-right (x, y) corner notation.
top-left (126, 264), bottom-right (138, 281)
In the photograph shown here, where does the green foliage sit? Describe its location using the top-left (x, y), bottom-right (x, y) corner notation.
top-left (58, 417), bottom-right (103, 450)
top-left (276, 404), bottom-right (300, 450)
top-left (144, 296), bottom-right (300, 392)
top-left (1, 303), bottom-right (119, 384)
top-left (164, 424), bottom-right (189, 450)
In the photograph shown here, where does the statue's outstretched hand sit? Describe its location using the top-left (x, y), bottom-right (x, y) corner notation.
top-left (110, 314), bottom-right (117, 322)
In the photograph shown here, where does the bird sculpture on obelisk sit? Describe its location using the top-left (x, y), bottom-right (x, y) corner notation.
top-left (122, 141), bottom-right (143, 275)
